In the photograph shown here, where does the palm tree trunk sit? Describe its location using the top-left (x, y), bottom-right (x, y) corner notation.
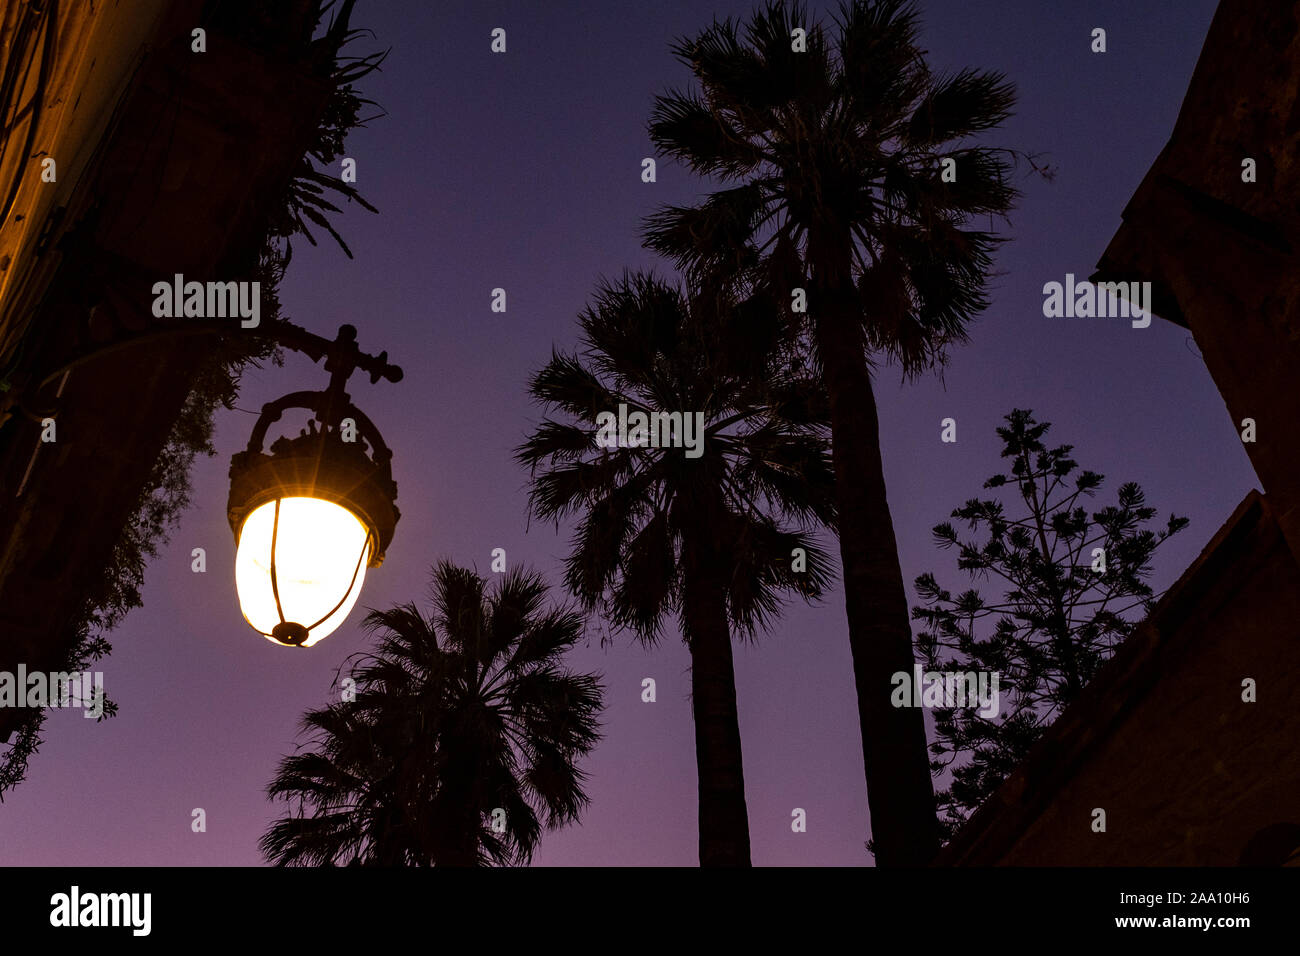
top-left (681, 535), bottom-right (752, 866)
top-left (437, 759), bottom-right (482, 867)
top-left (814, 290), bottom-right (941, 867)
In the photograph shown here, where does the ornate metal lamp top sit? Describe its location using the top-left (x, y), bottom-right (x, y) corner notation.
top-left (227, 323), bottom-right (401, 566)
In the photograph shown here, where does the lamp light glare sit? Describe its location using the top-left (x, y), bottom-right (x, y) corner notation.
top-left (234, 496), bottom-right (371, 647)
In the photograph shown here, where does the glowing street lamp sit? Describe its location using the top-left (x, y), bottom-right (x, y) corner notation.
top-left (233, 497), bottom-right (372, 646)
top-left (11, 316), bottom-right (400, 648)
top-left (226, 323), bottom-right (401, 647)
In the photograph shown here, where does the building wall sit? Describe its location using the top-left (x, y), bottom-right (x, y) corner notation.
top-left (1092, 0), bottom-right (1300, 563)
top-left (0, 1), bottom-right (172, 359)
top-left (989, 496), bottom-right (1300, 865)
top-left (0, 4), bottom-right (334, 743)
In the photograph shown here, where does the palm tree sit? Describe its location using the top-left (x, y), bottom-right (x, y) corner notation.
top-left (641, 0), bottom-right (1022, 864)
top-left (259, 560), bottom-right (604, 866)
top-left (518, 271), bottom-right (836, 865)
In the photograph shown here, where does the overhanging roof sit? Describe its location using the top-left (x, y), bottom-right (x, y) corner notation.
top-left (1091, 0), bottom-right (1300, 329)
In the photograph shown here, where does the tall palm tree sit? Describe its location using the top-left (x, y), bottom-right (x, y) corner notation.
top-left (259, 560), bottom-right (604, 866)
top-left (518, 271), bottom-right (836, 866)
top-left (642, 0), bottom-right (1021, 864)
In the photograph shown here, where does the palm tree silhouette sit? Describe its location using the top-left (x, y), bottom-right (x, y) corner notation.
top-left (259, 560), bottom-right (604, 866)
top-left (641, 0), bottom-right (1020, 865)
top-left (518, 271), bottom-right (836, 865)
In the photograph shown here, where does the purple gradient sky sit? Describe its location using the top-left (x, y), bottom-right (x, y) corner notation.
top-left (1, 0), bottom-right (1253, 866)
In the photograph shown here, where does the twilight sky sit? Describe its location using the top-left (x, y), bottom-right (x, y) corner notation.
top-left (0, 0), bottom-right (1254, 866)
